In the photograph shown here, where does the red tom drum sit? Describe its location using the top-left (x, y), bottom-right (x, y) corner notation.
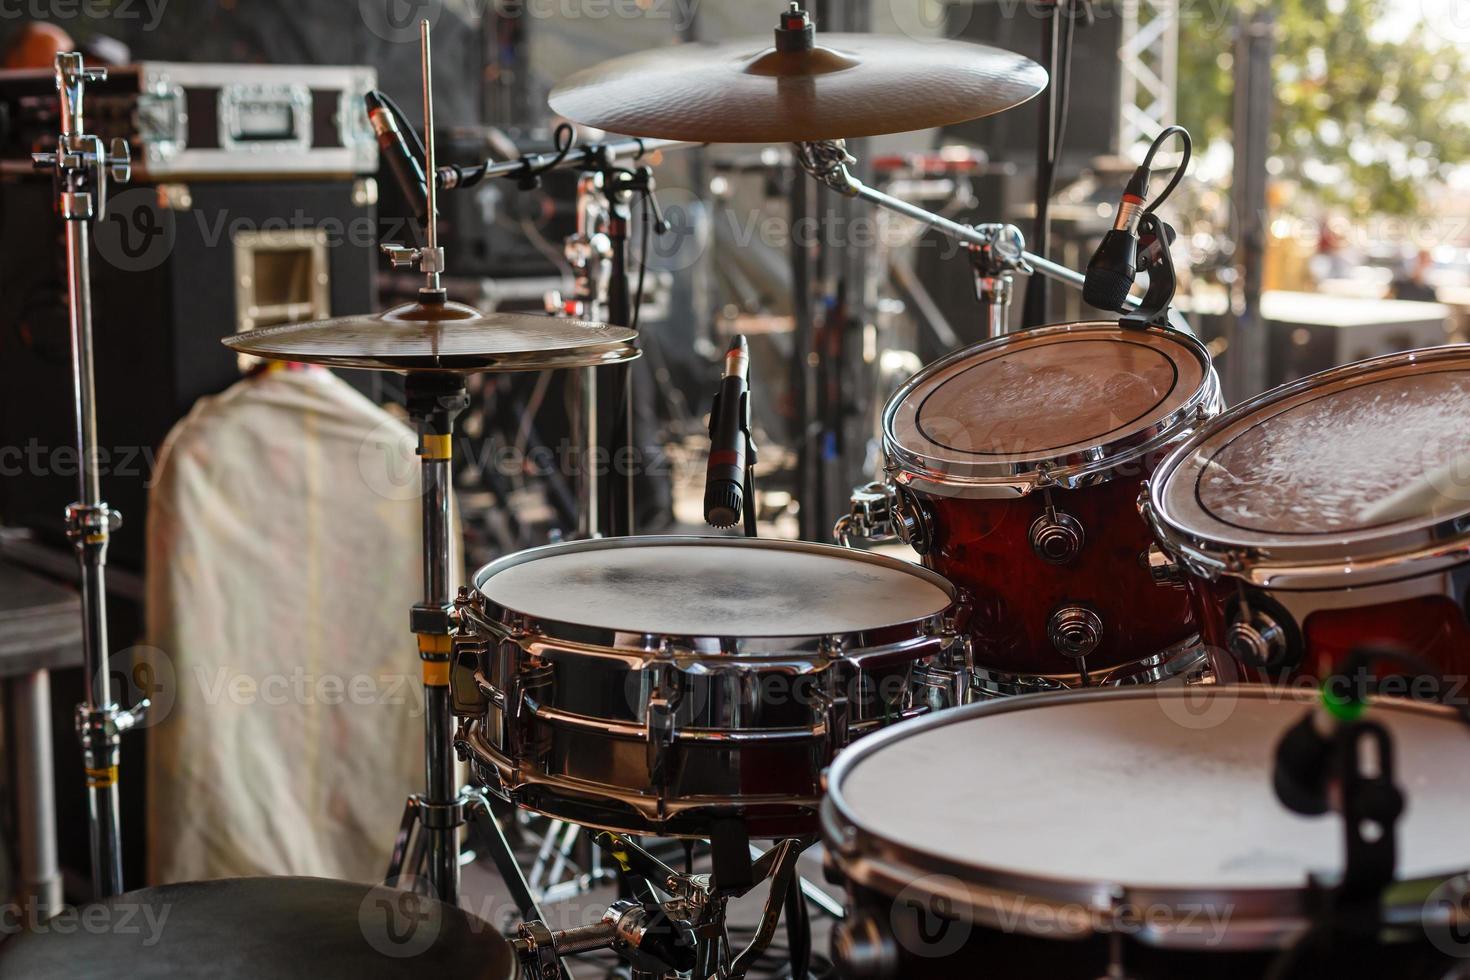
top-left (1145, 346), bottom-right (1470, 684)
top-left (882, 321), bottom-right (1222, 694)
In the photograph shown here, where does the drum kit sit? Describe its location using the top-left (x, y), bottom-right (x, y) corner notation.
top-left (12, 6), bottom-right (1470, 980)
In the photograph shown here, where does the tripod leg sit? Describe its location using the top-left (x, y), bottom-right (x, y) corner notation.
top-left (466, 793), bottom-right (549, 924)
top-left (384, 794), bottom-right (422, 884)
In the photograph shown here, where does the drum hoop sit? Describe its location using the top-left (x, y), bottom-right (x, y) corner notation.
top-left (1147, 345), bottom-right (1470, 581)
top-left (470, 534), bottom-right (957, 651)
top-left (881, 321), bottom-right (1221, 498)
top-left (821, 685), bottom-right (1467, 948)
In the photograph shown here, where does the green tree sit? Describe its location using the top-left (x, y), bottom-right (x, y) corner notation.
top-left (1177, 0), bottom-right (1470, 216)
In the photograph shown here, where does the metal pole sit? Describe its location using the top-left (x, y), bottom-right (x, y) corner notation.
top-left (421, 20), bottom-right (441, 295)
top-left (13, 670), bottom-right (62, 915)
top-left (1227, 8), bottom-right (1274, 403)
top-left (1024, 1), bottom-right (1060, 327)
top-left (407, 373), bottom-right (468, 905)
top-left (408, 20), bottom-right (464, 905)
top-left (33, 52), bottom-right (141, 900)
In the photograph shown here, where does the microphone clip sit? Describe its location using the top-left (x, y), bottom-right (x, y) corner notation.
top-left (1119, 212), bottom-right (1178, 331)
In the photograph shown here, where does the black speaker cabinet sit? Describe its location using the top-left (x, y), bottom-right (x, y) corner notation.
top-left (0, 178), bottom-right (379, 569)
top-left (941, 0), bottom-right (1123, 167)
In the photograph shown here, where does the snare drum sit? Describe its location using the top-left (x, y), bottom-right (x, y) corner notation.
top-left (1145, 347), bottom-right (1470, 681)
top-left (876, 322), bottom-right (1221, 693)
top-left (449, 535), bottom-right (965, 839)
top-left (823, 687), bottom-right (1470, 979)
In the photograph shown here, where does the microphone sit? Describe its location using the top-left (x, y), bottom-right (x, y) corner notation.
top-left (704, 336), bottom-right (750, 529)
top-left (1082, 165), bottom-right (1151, 312)
top-left (1273, 704), bottom-right (1337, 816)
top-left (364, 91), bottom-right (429, 223)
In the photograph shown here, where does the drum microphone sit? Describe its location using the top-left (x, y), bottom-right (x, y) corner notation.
top-left (364, 91), bottom-right (429, 223)
top-left (704, 336), bottom-right (751, 529)
top-left (1082, 165), bottom-right (1150, 312)
top-left (1272, 703), bottom-right (1339, 815)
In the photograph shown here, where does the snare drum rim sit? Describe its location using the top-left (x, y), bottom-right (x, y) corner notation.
top-left (821, 685), bottom-right (1468, 949)
top-left (881, 322), bottom-right (1221, 499)
top-left (469, 534), bottom-right (959, 657)
top-left (1145, 346), bottom-right (1470, 588)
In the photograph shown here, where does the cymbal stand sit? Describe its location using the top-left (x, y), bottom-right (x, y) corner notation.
top-left (377, 22), bottom-right (545, 928)
top-left (795, 139), bottom-right (1122, 321)
top-left (31, 52), bottom-right (144, 899)
top-left (969, 223), bottom-right (1030, 338)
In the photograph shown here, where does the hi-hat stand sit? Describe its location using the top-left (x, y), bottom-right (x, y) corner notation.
top-left (31, 52), bottom-right (145, 899)
top-left (377, 22), bottom-right (547, 930)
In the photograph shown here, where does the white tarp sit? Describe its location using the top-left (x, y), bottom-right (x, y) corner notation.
top-left (144, 367), bottom-right (454, 884)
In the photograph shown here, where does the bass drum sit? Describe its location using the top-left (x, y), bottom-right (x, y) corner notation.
top-left (1144, 346), bottom-right (1470, 682)
top-left (450, 535), bottom-right (966, 839)
top-left (823, 686), bottom-right (1470, 979)
top-left (881, 321), bottom-right (1222, 695)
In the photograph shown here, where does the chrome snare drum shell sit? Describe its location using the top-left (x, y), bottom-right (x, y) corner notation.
top-left (822, 686), bottom-right (1470, 979)
top-left (450, 535), bottom-right (966, 839)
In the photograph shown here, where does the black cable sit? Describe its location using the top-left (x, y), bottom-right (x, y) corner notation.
top-left (1328, 642), bottom-right (1470, 731)
top-left (1042, 0), bottom-right (1080, 208)
top-left (1141, 124), bottom-right (1193, 215)
top-left (520, 123), bottom-right (576, 187)
top-left (374, 89), bottom-right (428, 169)
top-left (632, 179), bottom-right (651, 333)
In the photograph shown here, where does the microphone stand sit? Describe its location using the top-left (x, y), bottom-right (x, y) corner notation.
top-left (551, 158), bottom-right (668, 538)
top-left (31, 52), bottom-right (145, 899)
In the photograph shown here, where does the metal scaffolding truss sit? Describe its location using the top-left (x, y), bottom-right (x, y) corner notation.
top-left (1118, 0), bottom-right (1179, 151)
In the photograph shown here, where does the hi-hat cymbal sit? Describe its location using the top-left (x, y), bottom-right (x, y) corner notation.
top-left (548, 24), bottom-right (1047, 143)
top-left (224, 300), bottom-right (639, 373)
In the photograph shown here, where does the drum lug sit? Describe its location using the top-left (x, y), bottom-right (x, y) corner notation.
top-left (644, 662), bottom-right (682, 792)
top-left (1049, 605), bottom-right (1103, 659)
top-left (1227, 611), bottom-right (1289, 669)
top-left (815, 677), bottom-right (851, 747)
top-left (891, 484), bottom-right (933, 556)
top-left (1226, 589), bottom-right (1302, 671)
top-left (1030, 493), bottom-right (1085, 565)
top-left (449, 588), bottom-right (494, 716)
top-left (1141, 543), bottom-right (1187, 589)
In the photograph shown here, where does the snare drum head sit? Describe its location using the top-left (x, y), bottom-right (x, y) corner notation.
top-left (473, 535), bottom-right (953, 638)
top-left (884, 323), bottom-right (1210, 489)
top-left (830, 688), bottom-right (1470, 895)
top-left (1152, 348), bottom-right (1470, 557)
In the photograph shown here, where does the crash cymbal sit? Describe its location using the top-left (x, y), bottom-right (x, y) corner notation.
top-left (548, 7), bottom-right (1047, 143)
top-left (224, 300), bottom-right (639, 373)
